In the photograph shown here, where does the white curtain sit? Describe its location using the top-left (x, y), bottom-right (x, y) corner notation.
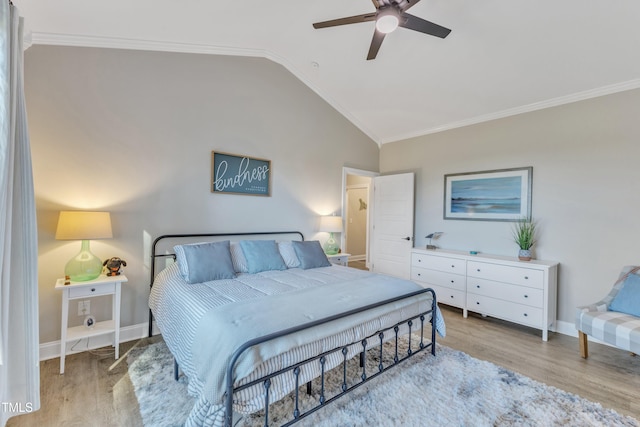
top-left (0, 2), bottom-right (40, 425)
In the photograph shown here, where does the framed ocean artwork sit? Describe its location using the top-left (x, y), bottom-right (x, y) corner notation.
top-left (444, 167), bottom-right (532, 221)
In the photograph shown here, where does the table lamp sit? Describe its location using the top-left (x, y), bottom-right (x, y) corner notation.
top-left (319, 215), bottom-right (343, 255)
top-left (55, 211), bottom-right (113, 281)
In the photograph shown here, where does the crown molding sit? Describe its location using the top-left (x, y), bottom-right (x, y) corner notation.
top-left (30, 32), bottom-right (267, 57)
top-left (386, 78), bottom-right (640, 144)
top-left (22, 29), bottom-right (32, 50)
top-left (29, 32), bottom-right (639, 147)
top-left (29, 32), bottom-right (383, 145)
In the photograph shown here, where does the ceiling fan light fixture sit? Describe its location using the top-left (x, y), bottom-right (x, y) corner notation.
top-left (376, 12), bottom-right (399, 34)
top-left (312, 2), bottom-right (452, 61)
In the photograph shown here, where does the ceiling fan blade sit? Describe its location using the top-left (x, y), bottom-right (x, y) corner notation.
top-left (313, 13), bottom-right (376, 29)
top-left (400, 13), bottom-right (451, 38)
top-left (367, 30), bottom-right (386, 60)
top-left (370, 0), bottom-right (382, 10)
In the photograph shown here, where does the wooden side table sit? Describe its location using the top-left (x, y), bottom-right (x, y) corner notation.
top-left (55, 274), bottom-right (127, 374)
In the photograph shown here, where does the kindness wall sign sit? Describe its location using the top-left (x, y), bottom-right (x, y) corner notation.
top-left (211, 151), bottom-right (271, 196)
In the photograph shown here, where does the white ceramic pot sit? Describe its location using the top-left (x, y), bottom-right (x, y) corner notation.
top-left (518, 249), bottom-right (532, 261)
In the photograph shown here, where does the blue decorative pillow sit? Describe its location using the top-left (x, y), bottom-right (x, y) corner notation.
top-left (239, 240), bottom-right (287, 274)
top-left (292, 241), bottom-right (332, 269)
top-left (609, 273), bottom-right (640, 317)
top-left (173, 241), bottom-right (236, 284)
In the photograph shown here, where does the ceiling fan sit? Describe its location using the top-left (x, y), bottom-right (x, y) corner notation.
top-left (312, 0), bottom-right (451, 60)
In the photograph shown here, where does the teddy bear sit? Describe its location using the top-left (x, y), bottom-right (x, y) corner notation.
top-left (103, 257), bottom-right (127, 276)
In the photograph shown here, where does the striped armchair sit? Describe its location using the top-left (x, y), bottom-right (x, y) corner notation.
top-left (575, 265), bottom-right (640, 358)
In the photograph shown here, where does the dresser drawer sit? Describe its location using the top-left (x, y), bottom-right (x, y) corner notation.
top-left (68, 283), bottom-right (116, 298)
top-left (467, 261), bottom-right (543, 289)
top-left (411, 267), bottom-right (466, 292)
top-left (467, 278), bottom-right (543, 308)
top-left (467, 294), bottom-right (542, 328)
top-left (412, 253), bottom-right (466, 275)
top-left (419, 283), bottom-right (465, 309)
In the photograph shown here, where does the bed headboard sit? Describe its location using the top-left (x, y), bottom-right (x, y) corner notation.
top-left (148, 231), bottom-right (305, 337)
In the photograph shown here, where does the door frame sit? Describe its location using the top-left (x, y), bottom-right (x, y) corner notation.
top-left (345, 183), bottom-right (370, 261)
top-left (341, 167), bottom-right (379, 266)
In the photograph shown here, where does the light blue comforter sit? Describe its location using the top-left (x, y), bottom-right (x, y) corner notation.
top-left (150, 263), bottom-right (445, 427)
top-left (193, 274), bottom-right (442, 403)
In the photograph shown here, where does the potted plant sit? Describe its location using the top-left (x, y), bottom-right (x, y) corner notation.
top-left (512, 218), bottom-right (536, 261)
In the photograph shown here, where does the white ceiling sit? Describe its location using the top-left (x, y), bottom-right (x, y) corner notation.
top-left (15, 0), bottom-right (640, 145)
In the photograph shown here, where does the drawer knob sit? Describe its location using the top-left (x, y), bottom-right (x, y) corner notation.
top-left (524, 276), bottom-right (529, 280)
top-left (91, 288), bottom-right (96, 292)
top-left (451, 265), bottom-right (455, 268)
top-left (450, 295), bottom-right (454, 299)
top-left (524, 294), bottom-right (529, 298)
top-left (476, 285), bottom-right (480, 288)
top-left (476, 268), bottom-right (481, 272)
top-left (450, 280), bottom-right (454, 283)
top-left (417, 273), bottom-right (421, 276)
top-left (524, 313), bottom-right (528, 317)
top-left (418, 259), bottom-right (422, 262)
top-left (476, 302), bottom-right (480, 305)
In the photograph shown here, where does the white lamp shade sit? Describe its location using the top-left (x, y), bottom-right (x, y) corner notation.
top-left (319, 216), bottom-right (343, 233)
top-left (55, 211), bottom-right (113, 240)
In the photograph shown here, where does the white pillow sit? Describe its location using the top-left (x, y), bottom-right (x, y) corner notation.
top-left (230, 242), bottom-right (249, 273)
top-left (278, 241), bottom-right (301, 268)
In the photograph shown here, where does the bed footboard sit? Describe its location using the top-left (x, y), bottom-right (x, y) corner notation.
top-left (224, 288), bottom-right (437, 427)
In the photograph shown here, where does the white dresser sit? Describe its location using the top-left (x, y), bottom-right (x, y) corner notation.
top-left (411, 248), bottom-right (558, 341)
top-left (411, 251), bottom-right (467, 314)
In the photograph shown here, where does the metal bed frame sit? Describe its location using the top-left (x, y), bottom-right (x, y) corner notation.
top-left (148, 231), bottom-right (437, 427)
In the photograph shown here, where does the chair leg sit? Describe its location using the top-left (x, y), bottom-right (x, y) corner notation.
top-left (579, 331), bottom-right (589, 359)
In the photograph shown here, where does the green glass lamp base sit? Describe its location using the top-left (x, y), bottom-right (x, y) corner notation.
top-left (323, 233), bottom-right (340, 255)
top-left (65, 240), bottom-right (103, 282)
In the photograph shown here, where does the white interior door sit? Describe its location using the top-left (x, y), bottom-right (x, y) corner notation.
top-left (370, 173), bottom-right (415, 278)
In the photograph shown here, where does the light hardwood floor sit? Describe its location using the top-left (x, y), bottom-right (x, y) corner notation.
top-left (346, 259), bottom-right (367, 271)
top-left (440, 306), bottom-right (640, 419)
top-left (7, 306), bottom-right (640, 426)
top-left (6, 338), bottom-right (150, 427)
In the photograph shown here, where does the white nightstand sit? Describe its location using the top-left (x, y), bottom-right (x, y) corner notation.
top-left (326, 253), bottom-right (351, 266)
top-left (55, 274), bottom-right (127, 374)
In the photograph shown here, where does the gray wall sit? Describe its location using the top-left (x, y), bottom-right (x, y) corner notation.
top-left (380, 88), bottom-right (640, 328)
top-left (26, 43), bottom-right (640, 343)
top-left (25, 46), bottom-right (379, 344)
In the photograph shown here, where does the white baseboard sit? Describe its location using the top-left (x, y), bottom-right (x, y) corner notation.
top-left (39, 321), bottom-right (161, 361)
top-left (39, 319), bottom-right (614, 362)
top-left (554, 319), bottom-right (615, 348)
top-left (555, 319), bottom-right (577, 337)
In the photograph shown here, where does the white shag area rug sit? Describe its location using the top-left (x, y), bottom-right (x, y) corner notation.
top-left (127, 339), bottom-right (639, 427)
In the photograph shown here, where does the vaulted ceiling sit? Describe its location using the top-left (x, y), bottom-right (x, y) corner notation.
top-left (15, 0), bottom-right (640, 145)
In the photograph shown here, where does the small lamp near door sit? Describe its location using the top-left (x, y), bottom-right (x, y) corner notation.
top-left (319, 215), bottom-right (343, 255)
top-left (56, 211), bottom-right (113, 281)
